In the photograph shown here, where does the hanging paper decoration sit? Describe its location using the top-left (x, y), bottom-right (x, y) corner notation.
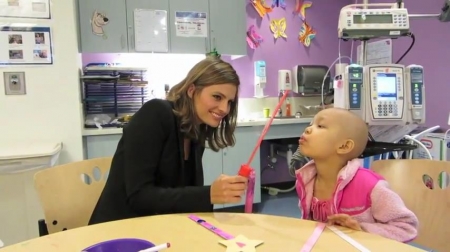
top-left (251, 0), bottom-right (273, 18)
top-left (271, 0), bottom-right (286, 9)
top-left (298, 22), bottom-right (316, 47)
top-left (260, 0), bottom-right (273, 10)
top-left (270, 17), bottom-right (287, 39)
top-left (294, 0), bottom-right (312, 20)
top-left (246, 25), bottom-right (263, 49)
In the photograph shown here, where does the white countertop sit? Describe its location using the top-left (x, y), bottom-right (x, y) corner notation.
top-left (82, 117), bottom-right (312, 136)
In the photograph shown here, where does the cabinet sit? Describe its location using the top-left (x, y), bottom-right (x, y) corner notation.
top-left (168, 0), bottom-right (210, 54)
top-left (83, 125), bottom-right (262, 209)
top-left (200, 127), bottom-right (262, 209)
top-left (202, 148), bottom-right (224, 209)
top-left (222, 126), bottom-right (261, 208)
top-left (77, 0), bottom-right (247, 55)
top-left (202, 148), bottom-right (223, 186)
top-left (208, 0), bottom-right (247, 56)
top-left (126, 0), bottom-right (170, 53)
top-left (78, 0), bottom-right (129, 53)
top-left (83, 135), bottom-right (122, 159)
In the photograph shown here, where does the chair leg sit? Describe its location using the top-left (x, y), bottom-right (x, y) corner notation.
top-left (38, 219), bottom-right (49, 236)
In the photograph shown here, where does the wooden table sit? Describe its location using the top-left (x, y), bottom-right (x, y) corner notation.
top-left (0, 213), bottom-right (424, 251)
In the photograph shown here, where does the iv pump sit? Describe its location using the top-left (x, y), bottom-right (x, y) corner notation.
top-left (335, 63), bottom-right (425, 125)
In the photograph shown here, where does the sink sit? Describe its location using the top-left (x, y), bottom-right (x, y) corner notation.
top-left (238, 118), bottom-right (267, 122)
top-left (274, 116), bottom-right (299, 120)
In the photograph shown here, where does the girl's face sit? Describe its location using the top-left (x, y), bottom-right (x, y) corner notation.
top-left (189, 83), bottom-right (237, 127)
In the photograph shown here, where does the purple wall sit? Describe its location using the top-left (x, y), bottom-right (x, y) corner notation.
top-left (83, 53), bottom-right (120, 65)
top-left (231, 0), bottom-right (351, 97)
top-left (260, 0), bottom-right (450, 185)
top-left (361, 0), bottom-right (449, 129)
top-left (251, 0), bottom-right (352, 185)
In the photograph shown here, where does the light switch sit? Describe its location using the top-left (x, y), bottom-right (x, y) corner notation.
top-left (4, 72), bottom-right (26, 95)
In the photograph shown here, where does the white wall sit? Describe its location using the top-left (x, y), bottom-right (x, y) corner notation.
top-left (0, 1), bottom-right (83, 163)
top-left (0, 0), bottom-right (83, 245)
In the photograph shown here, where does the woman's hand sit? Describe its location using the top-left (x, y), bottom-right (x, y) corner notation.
top-left (327, 214), bottom-right (362, 231)
top-left (210, 175), bottom-right (248, 204)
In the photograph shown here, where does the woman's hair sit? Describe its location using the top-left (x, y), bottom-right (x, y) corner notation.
top-left (166, 56), bottom-right (240, 152)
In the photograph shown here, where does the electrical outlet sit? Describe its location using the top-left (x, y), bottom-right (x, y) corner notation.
top-left (4, 72), bottom-right (26, 95)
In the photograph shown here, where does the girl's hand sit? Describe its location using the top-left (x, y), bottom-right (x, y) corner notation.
top-left (327, 214), bottom-right (362, 231)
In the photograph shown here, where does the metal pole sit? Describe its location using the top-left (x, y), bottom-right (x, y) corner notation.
top-left (361, 0), bottom-right (369, 66)
top-left (409, 13), bottom-right (440, 19)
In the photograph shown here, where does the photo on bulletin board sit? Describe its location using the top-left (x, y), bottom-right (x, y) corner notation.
top-left (0, 25), bottom-right (53, 65)
top-left (0, 0), bottom-right (51, 19)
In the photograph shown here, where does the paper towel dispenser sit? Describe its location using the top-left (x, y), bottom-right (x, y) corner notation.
top-left (292, 65), bottom-right (331, 95)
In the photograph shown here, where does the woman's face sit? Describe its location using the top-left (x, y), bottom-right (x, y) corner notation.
top-left (191, 83), bottom-right (237, 127)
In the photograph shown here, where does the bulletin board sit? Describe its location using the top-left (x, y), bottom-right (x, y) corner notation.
top-left (0, 25), bottom-right (53, 65)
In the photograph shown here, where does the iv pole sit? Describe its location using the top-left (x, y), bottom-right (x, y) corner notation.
top-left (360, 0), bottom-right (369, 67)
top-left (358, 0), bottom-right (445, 67)
top-left (356, 0), bottom-right (441, 157)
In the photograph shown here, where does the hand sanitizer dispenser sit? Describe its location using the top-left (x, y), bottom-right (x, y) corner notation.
top-left (254, 61), bottom-right (267, 98)
top-left (278, 70), bottom-right (292, 91)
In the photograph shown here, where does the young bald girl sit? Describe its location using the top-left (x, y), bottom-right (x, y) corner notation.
top-left (295, 108), bottom-right (418, 242)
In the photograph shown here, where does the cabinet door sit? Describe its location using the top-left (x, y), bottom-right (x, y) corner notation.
top-left (202, 147), bottom-right (223, 186)
top-left (222, 127), bottom-right (261, 208)
top-left (209, 0), bottom-right (247, 56)
top-left (202, 147), bottom-right (223, 209)
top-left (78, 0), bottom-right (128, 53)
top-left (168, 0), bottom-right (210, 54)
top-left (126, 0), bottom-right (170, 52)
top-left (84, 135), bottom-right (122, 159)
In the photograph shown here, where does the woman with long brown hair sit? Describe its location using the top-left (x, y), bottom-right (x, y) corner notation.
top-left (89, 57), bottom-right (247, 225)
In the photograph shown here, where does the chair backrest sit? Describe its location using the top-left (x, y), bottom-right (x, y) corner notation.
top-left (371, 159), bottom-right (450, 251)
top-left (34, 157), bottom-right (112, 234)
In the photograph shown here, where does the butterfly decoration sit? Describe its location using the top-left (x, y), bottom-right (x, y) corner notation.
top-left (250, 0), bottom-right (272, 18)
top-left (271, 0), bottom-right (286, 9)
top-left (246, 25), bottom-right (263, 49)
top-left (294, 0), bottom-right (312, 21)
top-left (270, 17), bottom-right (287, 39)
top-left (298, 22), bottom-right (316, 47)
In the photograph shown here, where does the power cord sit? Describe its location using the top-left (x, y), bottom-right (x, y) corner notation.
top-left (395, 32), bottom-right (415, 64)
top-left (403, 135), bottom-right (433, 160)
top-left (321, 55), bottom-right (352, 108)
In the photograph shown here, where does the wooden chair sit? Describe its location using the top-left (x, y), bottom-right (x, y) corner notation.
top-left (34, 157), bottom-right (112, 236)
top-left (371, 159), bottom-right (450, 252)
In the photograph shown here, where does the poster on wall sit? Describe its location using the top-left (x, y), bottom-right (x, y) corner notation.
top-left (175, 11), bottom-right (207, 37)
top-left (0, 0), bottom-right (51, 19)
top-left (0, 25), bottom-right (53, 65)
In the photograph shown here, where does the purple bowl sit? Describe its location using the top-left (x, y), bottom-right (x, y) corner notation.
top-left (82, 238), bottom-right (155, 252)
